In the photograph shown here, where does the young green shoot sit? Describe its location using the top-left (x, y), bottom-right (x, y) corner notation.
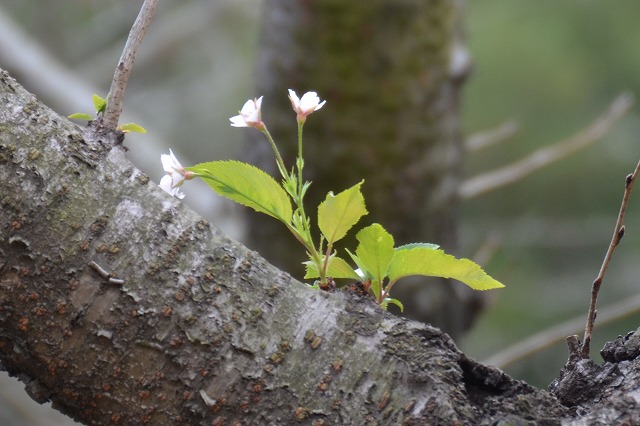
top-left (159, 90), bottom-right (505, 309)
top-left (68, 94), bottom-right (147, 134)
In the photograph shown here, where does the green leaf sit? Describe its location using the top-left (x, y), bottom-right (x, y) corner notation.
top-left (68, 113), bottom-right (93, 120)
top-left (92, 94), bottom-right (107, 114)
top-left (396, 242), bottom-right (439, 251)
top-left (118, 123), bottom-right (147, 134)
top-left (355, 223), bottom-right (395, 285)
top-left (381, 298), bottom-right (404, 312)
top-left (187, 160), bottom-right (292, 223)
top-left (388, 247), bottom-right (505, 290)
top-left (345, 249), bottom-right (368, 279)
top-left (304, 256), bottom-right (360, 280)
top-left (318, 181), bottom-right (367, 244)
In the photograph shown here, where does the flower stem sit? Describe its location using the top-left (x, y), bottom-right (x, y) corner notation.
top-left (261, 126), bottom-right (288, 181)
top-left (285, 222), bottom-right (324, 282)
top-left (296, 121), bottom-right (305, 196)
top-left (321, 241), bottom-right (333, 281)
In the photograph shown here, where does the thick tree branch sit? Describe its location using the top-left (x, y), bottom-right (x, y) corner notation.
top-left (0, 68), bottom-right (569, 425)
top-left (2, 70), bottom-right (640, 425)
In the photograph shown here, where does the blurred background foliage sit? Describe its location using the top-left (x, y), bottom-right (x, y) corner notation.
top-left (1, 0), bottom-right (640, 423)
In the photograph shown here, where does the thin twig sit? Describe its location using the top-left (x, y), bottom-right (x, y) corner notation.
top-left (580, 159), bottom-right (640, 358)
top-left (79, 2), bottom-right (228, 80)
top-left (460, 93), bottom-right (634, 200)
top-left (102, 0), bottom-right (159, 129)
top-left (483, 292), bottom-right (640, 369)
top-left (466, 119), bottom-right (520, 152)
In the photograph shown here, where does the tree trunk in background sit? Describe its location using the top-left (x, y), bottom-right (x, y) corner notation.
top-left (243, 0), bottom-right (481, 339)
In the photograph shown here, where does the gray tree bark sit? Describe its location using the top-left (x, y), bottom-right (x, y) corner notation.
top-left (243, 0), bottom-right (480, 339)
top-left (1, 69), bottom-right (640, 425)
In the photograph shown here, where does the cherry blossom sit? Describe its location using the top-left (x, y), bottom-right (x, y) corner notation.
top-left (288, 90), bottom-right (326, 120)
top-left (159, 175), bottom-right (185, 199)
top-left (229, 96), bottom-right (264, 129)
top-left (159, 149), bottom-right (192, 199)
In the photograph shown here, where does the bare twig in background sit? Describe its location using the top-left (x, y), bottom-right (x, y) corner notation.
top-left (78, 2), bottom-right (227, 81)
top-left (471, 233), bottom-right (502, 266)
top-left (484, 292), bottom-right (640, 369)
top-left (102, 0), bottom-right (159, 129)
top-left (460, 93), bottom-right (635, 199)
top-left (466, 119), bottom-right (520, 152)
top-left (580, 159), bottom-right (640, 358)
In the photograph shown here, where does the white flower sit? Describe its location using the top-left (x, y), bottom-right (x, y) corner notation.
top-left (159, 149), bottom-right (190, 199)
top-left (229, 96), bottom-right (264, 128)
top-left (161, 149), bottom-right (186, 185)
top-left (159, 174), bottom-right (185, 199)
top-left (288, 90), bottom-right (326, 119)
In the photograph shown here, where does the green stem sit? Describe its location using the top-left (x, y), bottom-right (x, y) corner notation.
top-left (261, 126), bottom-right (288, 181)
top-left (289, 120), bottom-right (328, 285)
top-left (296, 121), bottom-right (304, 197)
top-left (285, 222), bottom-right (325, 283)
top-left (322, 241), bottom-right (333, 281)
top-left (379, 281), bottom-right (398, 305)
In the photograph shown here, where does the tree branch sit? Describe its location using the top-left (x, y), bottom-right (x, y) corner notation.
top-left (102, 0), bottom-right (158, 129)
top-left (78, 2), bottom-right (231, 82)
top-left (0, 67), bottom-right (577, 425)
top-left (484, 292), bottom-right (640, 369)
top-left (465, 119), bottom-right (520, 152)
top-left (460, 93), bottom-right (634, 199)
top-left (0, 6), bottom-right (225, 228)
top-left (580, 159), bottom-right (640, 358)
top-left (4, 67), bottom-right (640, 424)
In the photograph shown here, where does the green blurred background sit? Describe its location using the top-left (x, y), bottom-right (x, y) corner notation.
top-left (461, 0), bottom-right (640, 387)
top-left (1, 0), bottom-right (640, 423)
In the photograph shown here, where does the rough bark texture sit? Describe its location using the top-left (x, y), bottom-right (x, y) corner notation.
top-left (548, 329), bottom-right (640, 425)
top-left (2, 70), bottom-right (640, 425)
top-left (243, 0), bottom-right (481, 339)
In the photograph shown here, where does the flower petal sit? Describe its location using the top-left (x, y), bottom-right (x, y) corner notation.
top-left (239, 99), bottom-right (257, 115)
top-left (288, 89), bottom-right (301, 110)
top-left (159, 174), bottom-right (185, 199)
top-left (229, 114), bottom-right (249, 127)
top-left (289, 90), bottom-right (325, 116)
top-left (299, 92), bottom-right (318, 110)
top-left (161, 149), bottom-right (184, 174)
top-left (161, 154), bottom-right (174, 173)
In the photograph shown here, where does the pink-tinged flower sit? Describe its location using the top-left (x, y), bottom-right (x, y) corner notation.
top-left (159, 149), bottom-right (192, 199)
top-left (229, 96), bottom-right (264, 129)
top-left (288, 90), bottom-right (326, 120)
